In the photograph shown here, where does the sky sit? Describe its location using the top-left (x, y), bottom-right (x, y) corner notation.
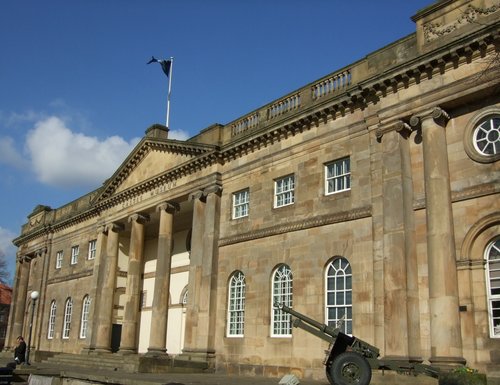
top-left (0, 0), bottom-right (433, 284)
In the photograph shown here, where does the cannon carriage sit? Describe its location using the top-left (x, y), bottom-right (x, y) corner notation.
top-left (275, 303), bottom-right (440, 385)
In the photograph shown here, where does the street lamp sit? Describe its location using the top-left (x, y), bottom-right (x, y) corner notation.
top-left (26, 290), bottom-right (39, 365)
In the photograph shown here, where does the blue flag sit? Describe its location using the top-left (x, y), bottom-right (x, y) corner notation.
top-left (147, 56), bottom-right (172, 77)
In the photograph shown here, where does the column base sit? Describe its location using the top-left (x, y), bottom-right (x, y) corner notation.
top-left (145, 348), bottom-right (168, 357)
top-left (117, 348), bottom-right (137, 355)
top-left (429, 356), bottom-right (466, 369)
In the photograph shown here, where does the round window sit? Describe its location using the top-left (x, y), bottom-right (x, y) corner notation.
top-left (473, 117), bottom-right (500, 156)
top-left (464, 110), bottom-right (500, 163)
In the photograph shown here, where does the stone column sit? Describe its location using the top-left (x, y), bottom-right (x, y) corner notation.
top-left (147, 202), bottom-right (179, 355)
top-left (119, 213), bottom-right (149, 354)
top-left (182, 185), bottom-right (221, 361)
top-left (397, 123), bottom-right (422, 362)
top-left (410, 107), bottom-right (464, 366)
top-left (91, 223), bottom-right (123, 352)
top-left (182, 191), bottom-right (205, 354)
top-left (381, 127), bottom-right (409, 359)
top-left (9, 256), bottom-right (31, 347)
top-left (4, 257), bottom-right (27, 350)
top-left (34, 246), bottom-right (49, 352)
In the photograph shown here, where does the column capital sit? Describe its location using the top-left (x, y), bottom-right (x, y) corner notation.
top-left (189, 190), bottom-right (205, 202)
top-left (35, 248), bottom-right (47, 258)
top-left (375, 120), bottom-right (412, 140)
top-left (128, 213), bottom-right (150, 225)
top-left (410, 107), bottom-right (450, 128)
top-left (105, 222), bottom-right (124, 233)
top-left (203, 185), bottom-right (223, 197)
top-left (156, 201), bottom-right (180, 214)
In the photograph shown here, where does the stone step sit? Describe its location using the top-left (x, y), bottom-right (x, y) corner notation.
top-left (42, 353), bottom-right (209, 374)
top-left (43, 354), bottom-right (139, 373)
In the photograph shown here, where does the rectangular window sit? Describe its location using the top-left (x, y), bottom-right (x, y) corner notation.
top-left (87, 239), bottom-right (97, 260)
top-left (232, 189), bottom-right (249, 219)
top-left (70, 246), bottom-right (79, 265)
top-left (141, 291), bottom-right (147, 309)
top-left (56, 251), bottom-right (63, 269)
top-left (274, 175), bottom-right (295, 208)
top-left (325, 157), bottom-right (351, 195)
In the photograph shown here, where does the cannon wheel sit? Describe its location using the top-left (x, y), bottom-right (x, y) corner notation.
top-left (328, 351), bottom-right (372, 385)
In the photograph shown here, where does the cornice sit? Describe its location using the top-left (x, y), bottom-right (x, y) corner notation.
top-left (219, 206), bottom-right (371, 247)
top-left (221, 26), bottom-right (498, 162)
top-left (95, 139), bottom-right (218, 203)
top-left (95, 149), bottom-right (221, 210)
top-left (46, 268), bottom-right (93, 285)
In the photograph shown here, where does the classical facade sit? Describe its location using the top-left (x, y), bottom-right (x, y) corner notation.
top-left (5, 0), bottom-right (500, 380)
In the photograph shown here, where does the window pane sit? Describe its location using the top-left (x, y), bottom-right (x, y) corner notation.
top-left (325, 257), bottom-right (352, 334)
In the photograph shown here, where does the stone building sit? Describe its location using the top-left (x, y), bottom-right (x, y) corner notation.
top-left (5, 0), bottom-right (500, 381)
top-left (0, 283), bottom-right (12, 350)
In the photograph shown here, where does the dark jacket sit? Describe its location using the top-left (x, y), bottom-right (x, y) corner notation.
top-left (14, 340), bottom-right (26, 363)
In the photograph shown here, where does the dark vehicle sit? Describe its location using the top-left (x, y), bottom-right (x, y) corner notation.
top-left (275, 303), bottom-right (440, 385)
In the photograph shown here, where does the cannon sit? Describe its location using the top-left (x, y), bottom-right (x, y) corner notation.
top-left (275, 302), bottom-right (440, 385)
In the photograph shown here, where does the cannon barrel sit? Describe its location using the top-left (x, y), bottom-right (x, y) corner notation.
top-left (274, 302), bottom-right (340, 339)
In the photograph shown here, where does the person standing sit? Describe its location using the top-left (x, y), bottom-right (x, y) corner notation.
top-left (14, 336), bottom-right (26, 365)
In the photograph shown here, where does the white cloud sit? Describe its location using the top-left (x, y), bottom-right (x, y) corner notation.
top-left (0, 136), bottom-right (30, 169)
top-left (25, 116), bottom-right (140, 188)
top-left (0, 227), bottom-right (15, 256)
top-left (0, 227), bottom-right (16, 282)
top-left (168, 129), bottom-right (190, 141)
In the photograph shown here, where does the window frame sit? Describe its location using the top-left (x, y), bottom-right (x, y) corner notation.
top-left (274, 175), bottom-right (295, 208)
top-left (473, 117), bottom-right (500, 157)
top-left (87, 239), bottom-right (97, 260)
top-left (271, 264), bottom-right (293, 337)
top-left (62, 298), bottom-right (73, 339)
top-left (486, 237), bottom-right (500, 338)
top-left (325, 257), bottom-right (353, 335)
top-left (227, 271), bottom-right (246, 337)
top-left (325, 157), bottom-right (351, 196)
top-left (70, 245), bottom-right (79, 265)
top-left (232, 189), bottom-right (250, 220)
top-left (55, 250), bottom-right (63, 269)
top-left (79, 296), bottom-right (91, 339)
top-left (464, 109), bottom-right (500, 164)
top-left (47, 301), bottom-right (56, 339)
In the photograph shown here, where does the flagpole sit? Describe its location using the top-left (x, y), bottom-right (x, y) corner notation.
top-left (166, 57), bottom-right (174, 128)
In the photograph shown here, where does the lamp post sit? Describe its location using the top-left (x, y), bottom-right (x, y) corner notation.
top-left (26, 290), bottom-right (39, 365)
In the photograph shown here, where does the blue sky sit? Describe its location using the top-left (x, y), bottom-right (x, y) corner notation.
top-left (0, 0), bottom-right (432, 283)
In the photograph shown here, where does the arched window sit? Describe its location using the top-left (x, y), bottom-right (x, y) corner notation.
top-left (79, 296), bottom-right (91, 339)
top-left (486, 237), bottom-right (500, 337)
top-left (271, 264), bottom-right (293, 337)
top-left (326, 257), bottom-right (352, 334)
top-left (47, 301), bottom-right (56, 339)
top-left (62, 298), bottom-right (73, 339)
top-left (227, 271), bottom-right (245, 337)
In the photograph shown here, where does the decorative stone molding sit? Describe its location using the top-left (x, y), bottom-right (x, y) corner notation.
top-left (460, 211), bottom-right (500, 261)
top-left (423, 4), bottom-right (500, 43)
top-left (219, 206), bottom-right (371, 246)
top-left (47, 269), bottom-right (94, 285)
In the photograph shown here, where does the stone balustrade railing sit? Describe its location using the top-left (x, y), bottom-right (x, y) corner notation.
top-left (228, 66), bottom-right (353, 139)
top-left (312, 70), bottom-right (351, 100)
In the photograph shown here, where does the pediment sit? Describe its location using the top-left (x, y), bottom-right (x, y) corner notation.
top-left (93, 137), bottom-right (218, 203)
